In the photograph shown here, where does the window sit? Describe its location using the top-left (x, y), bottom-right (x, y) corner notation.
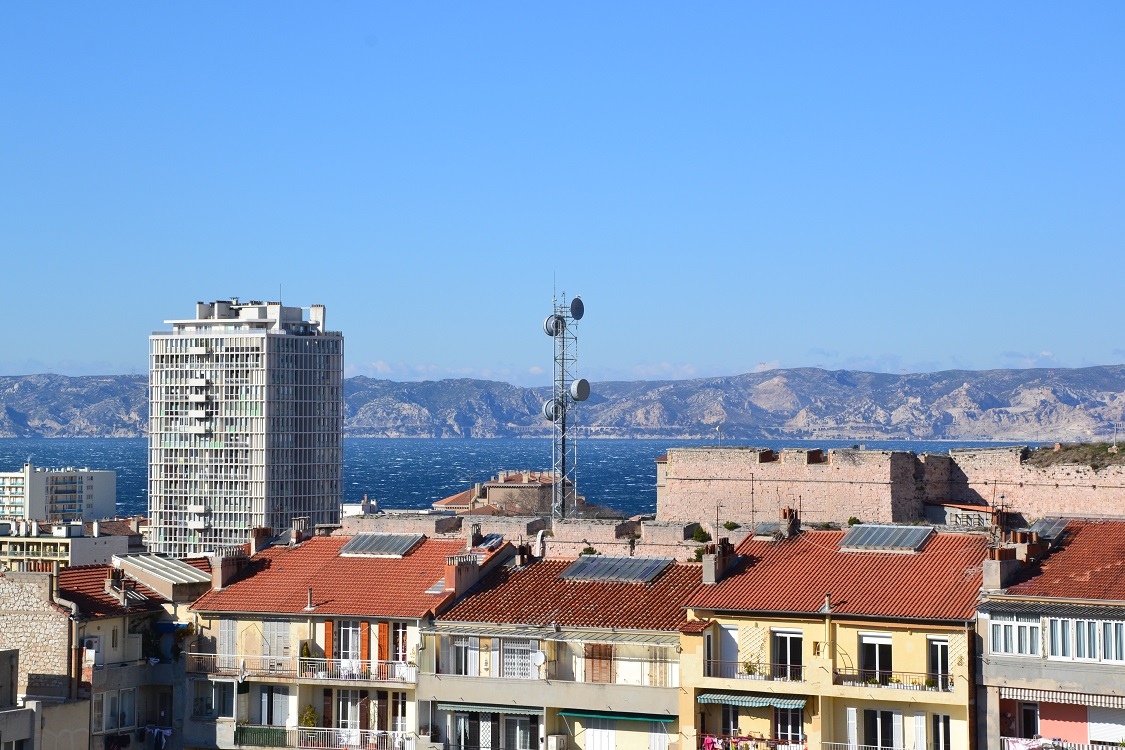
top-left (991, 616), bottom-right (1040, 656)
top-left (501, 639), bottom-right (534, 679)
top-left (772, 630), bottom-right (803, 680)
top-left (928, 638), bottom-right (951, 691)
top-left (585, 643), bottom-right (615, 683)
top-left (649, 722), bottom-right (669, 750)
top-left (262, 619), bottom-right (290, 669)
top-left (451, 636), bottom-right (479, 676)
top-left (1019, 703), bottom-right (1039, 739)
top-left (505, 716), bottom-right (534, 750)
top-left (861, 634), bottom-right (893, 685)
top-left (1049, 618), bottom-right (1071, 658)
top-left (585, 718), bottom-right (616, 750)
top-left (391, 623), bottom-right (408, 662)
top-left (259, 685), bottom-right (289, 726)
top-left (1075, 619), bottom-right (1098, 660)
top-left (94, 688), bottom-right (136, 733)
top-left (193, 680), bottom-right (234, 718)
top-left (863, 709), bottom-right (901, 750)
top-left (1044, 617), bottom-right (1125, 662)
top-left (219, 619), bottom-right (237, 670)
top-left (932, 714), bottom-right (951, 750)
top-left (774, 707), bottom-right (802, 742)
top-left (721, 704), bottom-right (738, 736)
top-left (1104, 622), bottom-right (1125, 662)
top-left (337, 620), bottom-right (361, 661)
top-left (390, 691), bottom-right (407, 733)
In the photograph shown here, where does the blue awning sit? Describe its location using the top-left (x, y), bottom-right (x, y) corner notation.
top-left (697, 693), bottom-right (807, 710)
top-left (558, 710), bottom-right (675, 724)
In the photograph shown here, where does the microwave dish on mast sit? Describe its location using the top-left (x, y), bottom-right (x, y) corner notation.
top-left (542, 292), bottom-right (589, 520)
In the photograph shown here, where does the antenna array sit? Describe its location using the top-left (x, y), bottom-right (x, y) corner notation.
top-left (542, 293), bottom-right (590, 519)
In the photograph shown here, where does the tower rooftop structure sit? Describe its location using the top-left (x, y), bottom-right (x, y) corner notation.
top-left (148, 298), bottom-right (343, 557)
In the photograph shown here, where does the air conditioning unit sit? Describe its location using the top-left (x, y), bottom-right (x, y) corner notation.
top-left (547, 735), bottom-right (568, 750)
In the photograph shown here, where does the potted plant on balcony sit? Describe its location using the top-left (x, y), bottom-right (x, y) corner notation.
top-left (741, 661), bottom-right (762, 680)
top-left (300, 642), bottom-right (316, 677)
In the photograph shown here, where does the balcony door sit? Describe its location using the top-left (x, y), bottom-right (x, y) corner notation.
top-left (928, 638), bottom-right (950, 690)
top-left (263, 619), bottom-right (290, 670)
top-left (337, 620), bottom-right (362, 676)
top-left (861, 634), bottom-right (892, 685)
top-left (772, 630), bottom-right (802, 680)
top-left (337, 689), bottom-right (361, 745)
top-left (863, 709), bottom-right (902, 750)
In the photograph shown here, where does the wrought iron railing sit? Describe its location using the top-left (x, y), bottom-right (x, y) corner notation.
top-left (832, 668), bottom-right (954, 691)
top-left (704, 659), bottom-right (805, 681)
top-left (298, 658), bottom-right (418, 683)
top-left (186, 653), bottom-right (296, 677)
top-left (234, 725), bottom-right (415, 750)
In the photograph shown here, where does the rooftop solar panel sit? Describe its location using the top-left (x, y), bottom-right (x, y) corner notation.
top-left (559, 555), bottom-right (673, 583)
top-left (339, 533), bottom-right (425, 558)
top-left (1029, 518), bottom-right (1070, 540)
top-left (752, 522), bottom-right (781, 537)
top-left (838, 524), bottom-right (933, 553)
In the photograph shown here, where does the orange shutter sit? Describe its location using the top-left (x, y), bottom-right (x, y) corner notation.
top-left (324, 620), bottom-right (334, 659)
top-left (377, 622), bottom-right (390, 662)
top-left (360, 622), bottom-right (371, 662)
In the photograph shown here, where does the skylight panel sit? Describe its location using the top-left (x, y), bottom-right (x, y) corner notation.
top-left (339, 533), bottom-right (424, 557)
top-left (838, 524), bottom-right (932, 553)
top-left (559, 555), bottom-right (673, 583)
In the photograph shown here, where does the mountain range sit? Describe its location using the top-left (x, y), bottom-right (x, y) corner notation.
top-left (1, 366), bottom-right (1123, 441)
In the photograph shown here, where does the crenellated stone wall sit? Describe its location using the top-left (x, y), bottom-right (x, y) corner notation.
top-left (0, 573), bottom-right (70, 698)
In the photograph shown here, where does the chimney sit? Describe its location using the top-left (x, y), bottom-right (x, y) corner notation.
top-left (210, 550), bottom-right (247, 590)
top-left (444, 554), bottom-right (481, 597)
top-left (92, 520), bottom-right (100, 538)
top-left (982, 547), bottom-right (1022, 591)
top-left (466, 523), bottom-right (483, 548)
top-left (309, 304), bottom-right (326, 331)
top-left (781, 507), bottom-right (801, 538)
top-left (51, 560), bottom-right (60, 602)
top-left (249, 527), bottom-right (271, 556)
top-left (702, 538), bottom-right (736, 585)
top-left (291, 517), bottom-right (310, 544)
top-left (304, 587), bottom-right (316, 611)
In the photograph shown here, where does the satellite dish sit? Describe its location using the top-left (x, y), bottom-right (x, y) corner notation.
top-left (543, 314), bottom-right (565, 337)
top-left (570, 378), bottom-right (590, 402)
top-left (531, 650), bottom-right (546, 667)
top-left (543, 399), bottom-right (563, 422)
top-left (570, 296), bottom-right (584, 321)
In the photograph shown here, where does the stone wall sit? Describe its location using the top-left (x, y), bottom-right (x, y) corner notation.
top-left (657, 447), bottom-right (918, 525)
top-left (0, 572), bottom-right (71, 698)
top-left (943, 447), bottom-right (1125, 523)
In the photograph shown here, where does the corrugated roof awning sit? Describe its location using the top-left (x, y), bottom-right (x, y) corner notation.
top-left (424, 623), bottom-right (679, 646)
top-left (559, 710), bottom-right (674, 723)
top-left (981, 600), bottom-right (1125, 621)
top-left (998, 687), bottom-right (1125, 709)
top-left (435, 703), bottom-right (543, 716)
top-left (697, 693), bottom-right (807, 710)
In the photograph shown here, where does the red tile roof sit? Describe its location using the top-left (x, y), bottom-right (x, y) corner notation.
top-left (438, 558), bottom-right (701, 631)
top-left (183, 557), bottom-right (213, 574)
top-left (685, 530), bottom-right (990, 622)
top-left (680, 618), bottom-right (712, 634)
top-left (191, 536), bottom-right (467, 618)
top-left (1006, 520), bottom-right (1125, 600)
top-left (58, 565), bottom-right (168, 619)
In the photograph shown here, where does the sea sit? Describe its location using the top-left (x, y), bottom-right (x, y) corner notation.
top-left (0, 438), bottom-right (1024, 519)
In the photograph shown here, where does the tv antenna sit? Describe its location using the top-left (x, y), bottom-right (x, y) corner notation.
top-left (543, 292), bottom-right (590, 520)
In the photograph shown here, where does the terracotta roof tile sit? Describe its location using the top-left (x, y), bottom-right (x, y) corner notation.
top-left (438, 558), bottom-right (701, 631)
top-left (191, 536), bottom-right (466, 618)
top-left (58, 565), bottom-right (168, 619)
top-left (183, 557), bottom-right (212, 574)
top-left (680, 618), bottom-right (712, 634)
top-left (1006, 520), bottom-right (1125, 600)
top-left (685, 530), bottom-right (990, 621)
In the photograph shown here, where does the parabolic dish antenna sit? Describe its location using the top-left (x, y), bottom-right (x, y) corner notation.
top-left (543, 398), bottom-right (563, 422)
top-left (543, 314), bottom-right (565, 337)
top-left (570, 378), bottom-right (590, 402)
top-left (531, 651), bottom-right (547, 666)
top-left (570, 296), bottom-right (584, 321)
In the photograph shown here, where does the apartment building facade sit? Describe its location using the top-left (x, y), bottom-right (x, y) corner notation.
top-left (186, 531), bottom-right (510, 750)
top-left (418, 554), bottom-right (699, 750)
top-left (0, 463), bottom-right (115, 522)
top-left (977, 519), bottom-right (1125, 750)
top-left (148, 299), bottom-right (343, 557)
top-left (681, 523), bottom-right (989, 750)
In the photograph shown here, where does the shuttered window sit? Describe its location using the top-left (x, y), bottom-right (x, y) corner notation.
top-left (585, 643), bottom-right (615, 683)
top-left (502, 639), bottom-right (534, 679)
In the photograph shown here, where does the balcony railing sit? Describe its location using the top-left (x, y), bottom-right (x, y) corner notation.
top-left (234, 725), bottom-right (414, 750)
top-left (299, 658), bottom-right (418, 683)
top-left (187, 653), bottom-right (297, 677)
top-left (1002, 738), bottom-right (1099, 750)
top-left (832, 668), bottom-right (954, 692)
top-left (704, 660), bottom-right (805, 682)
top-left (700, 735), bottom-right (804, 750)
top-left (186, 654), bottom-right (417, 683)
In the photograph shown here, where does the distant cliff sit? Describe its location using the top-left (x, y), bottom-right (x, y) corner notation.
top-left (1, 366), bottom-right (1123, 440)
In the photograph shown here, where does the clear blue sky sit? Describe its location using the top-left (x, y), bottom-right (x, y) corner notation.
top-left (2, 3), bottom-right (1122, 386)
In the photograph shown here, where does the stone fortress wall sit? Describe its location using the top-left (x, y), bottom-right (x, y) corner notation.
top-left (658, 445), bottom-right (1125, 527)
top-left (0, 572), bottom-right (70, 697)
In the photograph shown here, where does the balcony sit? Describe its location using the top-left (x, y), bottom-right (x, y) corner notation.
top-left (187, 654), bottom-right (297, 678)
top-left (234, 725), bottom-right (414, 750)
top-left (705, 660), bottom-right (805, 682)
top-left (702, 736), bottom-right (803, 750)
top-left (298, 658), bottom-right (418, 684)
top-left (832, 668), bottom-right (955, 692)
top-left (1002, 738), bottom-right (1097, 750)
top-left (189, 393), bottom-right (211, 403)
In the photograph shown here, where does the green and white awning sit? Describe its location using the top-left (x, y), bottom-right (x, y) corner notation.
top-left (435, 703), bottom-right (543, 716)
top-left (558, 710), bottom-right (675, 723)
top-left (696, 693), bottom-right (807, 710)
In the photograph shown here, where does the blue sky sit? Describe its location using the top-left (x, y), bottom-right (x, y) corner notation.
top-left (2, 4), bottom-right (1122, 386)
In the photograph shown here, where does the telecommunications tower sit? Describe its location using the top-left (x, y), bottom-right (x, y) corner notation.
top-left (542, 293), bottom-right (590, 519)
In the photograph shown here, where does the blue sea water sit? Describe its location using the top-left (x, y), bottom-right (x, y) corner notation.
top-left (0, 437), bottom-right (1022, 519)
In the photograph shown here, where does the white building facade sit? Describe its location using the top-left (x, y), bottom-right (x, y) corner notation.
top-left (148, 299), bottom-right (343, 556)
top-left (0, 463), bottom-right (116, 522)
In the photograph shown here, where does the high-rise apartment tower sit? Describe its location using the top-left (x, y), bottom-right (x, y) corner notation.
top-left (148, 299), bottom-right (343, 556)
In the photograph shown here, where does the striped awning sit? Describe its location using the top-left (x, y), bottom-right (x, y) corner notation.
top-left (697, 693), bottom-right (806, 710)
top-left (435, 703), bottom-right (543, 716)
top-left (423, 623), bottom-right (679, 646)
top-left (559, 710), bottom-right (675, 723)
top-left (998, 687), bottom-right (1125, 710)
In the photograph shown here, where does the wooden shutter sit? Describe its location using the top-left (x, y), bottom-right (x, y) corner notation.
top-left (322, 688), bottom-right (332, 728)
top-left (324, 619), bottom-right (334, 659)
top-left (359, 690), bottom-right (370, 731)
top-left (585, 643), bottom-right (614, 683)
top-left (378, 622), bottom-right (390, 662)
top-left (377, 690), bottom-right (388, 731)
top-left (846, 707), bottom-right (857, 750)
top-left (892, 711), bottom-right (904, 749)
top-left (360, 622), bottom-right (371, 662)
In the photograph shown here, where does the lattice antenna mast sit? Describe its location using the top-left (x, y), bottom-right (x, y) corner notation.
top-left (543, 293), bottom-right (590, 520)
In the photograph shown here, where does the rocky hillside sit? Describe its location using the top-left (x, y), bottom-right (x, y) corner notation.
top-left (1, 366), bottom-right (1123, 440)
